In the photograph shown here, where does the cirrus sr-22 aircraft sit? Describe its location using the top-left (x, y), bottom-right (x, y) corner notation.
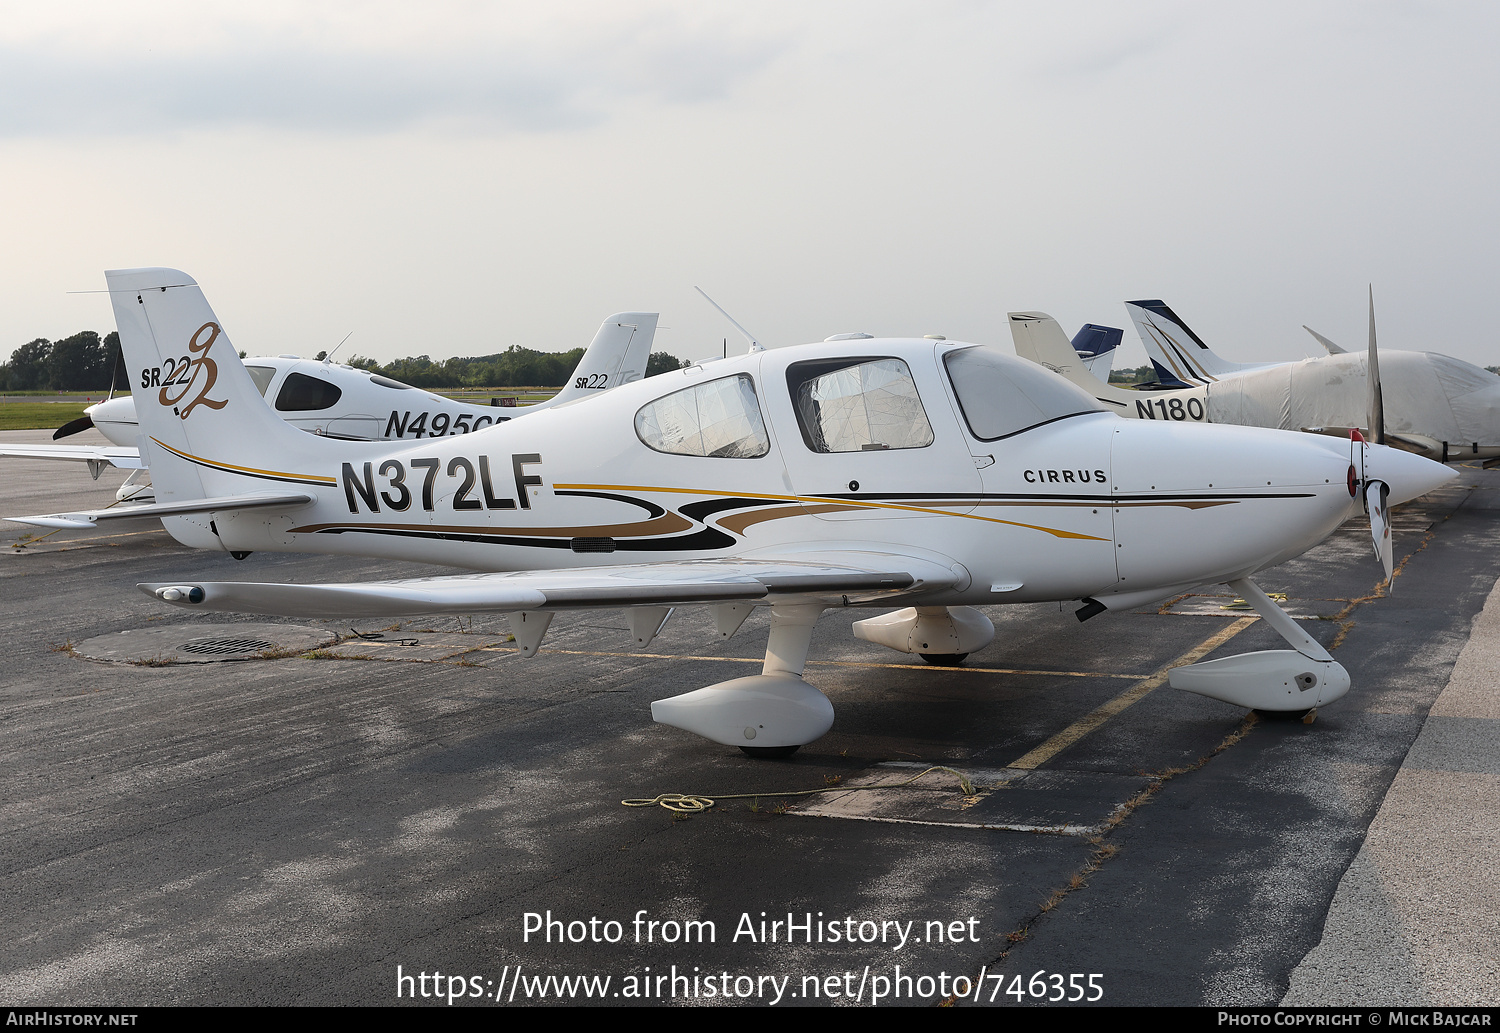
top-left (7, 269), bottom-right (1456, 756)
top-left (0, 309), bottom-right (658, 505)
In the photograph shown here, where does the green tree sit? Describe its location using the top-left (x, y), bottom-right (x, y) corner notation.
top-left (1108, 364), bottom-right (1157, 386)
top-left (4, 339), bottom-right (53, 390)
top-left (49, 331), bottom-right (111, 390)
top-left (646, 351), bottom-right (688, 377)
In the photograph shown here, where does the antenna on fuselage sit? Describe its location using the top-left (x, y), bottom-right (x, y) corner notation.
top-left (323, 331), bottom-right (355, 364)
top-left (694, 287), bottom-right (764, 353)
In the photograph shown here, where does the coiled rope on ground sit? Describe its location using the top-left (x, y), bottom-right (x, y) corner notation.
top-left (622, 765), bottom-right (977, 813)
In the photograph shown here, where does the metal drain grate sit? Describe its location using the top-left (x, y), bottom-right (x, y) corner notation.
top-left (178, 637), bottom-right (276, 656)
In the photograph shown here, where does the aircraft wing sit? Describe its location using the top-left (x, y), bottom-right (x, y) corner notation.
top-left (1298, 426), bottom-right (1446, 462)
top-left (8, 492), bottom-right (315, 529)
top-left (0, 444), bottom-right (146, 472)
top-left (138, 550), bottom-right (964, 617)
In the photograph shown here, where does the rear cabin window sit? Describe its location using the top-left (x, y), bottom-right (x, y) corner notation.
top-left (245, 365), bottom-right (276, 397)
top-left (635, 374), bottom-right (769, 458)
top-left (942, 346), bottom-right (1107, 441)
top-left (275, 372), bottom-right (343, 412)
top-left (787, 357), bottom-right (934, 453)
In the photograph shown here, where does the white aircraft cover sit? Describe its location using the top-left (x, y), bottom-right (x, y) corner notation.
top-left (1207, 350), bottom-right (1500, 444)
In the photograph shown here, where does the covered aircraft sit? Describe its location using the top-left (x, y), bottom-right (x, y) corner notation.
top-left (8, 269), bottom-right (1454, 754)
top-left (1119, 298), bottom-right (1500, 464)
top-left (1011, 300), bottom-right (1500, 465)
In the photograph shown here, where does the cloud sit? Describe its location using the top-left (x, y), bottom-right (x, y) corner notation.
top-left (0, 10), bottom-right (785, 137)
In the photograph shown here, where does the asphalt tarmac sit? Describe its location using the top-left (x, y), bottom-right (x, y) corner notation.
top-left (1, 428), bottom-right (1495, 1007)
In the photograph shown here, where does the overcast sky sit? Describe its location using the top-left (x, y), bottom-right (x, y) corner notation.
top-left (2, 1), bottom-right (1496, 370)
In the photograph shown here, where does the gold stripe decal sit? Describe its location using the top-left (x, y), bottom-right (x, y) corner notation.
top-left (151, 438), bottom-right (336, 485)
top-left (555, 483), bottom-right (1113, 541)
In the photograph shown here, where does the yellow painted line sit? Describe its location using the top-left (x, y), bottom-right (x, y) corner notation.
top-left (9, 528), bottom-right (167, 546)
top-left (809, 658), bottom-right (1137, 677)
top-left (1005, 616), bottom-right (1259, 770)
top-left (455, 644), bottom-right (1140, 678)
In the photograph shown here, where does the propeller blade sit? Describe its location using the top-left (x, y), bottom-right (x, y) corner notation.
top-left (106, 336), bottom-right (123, 402)
top-left (1367, 479), bottom-right (1394, 589)
top-left (1367, 285), bottom-right (1384, 446)
top-left (52, 415), bottom-right (95, 440)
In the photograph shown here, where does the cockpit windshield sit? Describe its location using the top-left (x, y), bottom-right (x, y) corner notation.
top-left (943, 346), bottom-right (1108, 441)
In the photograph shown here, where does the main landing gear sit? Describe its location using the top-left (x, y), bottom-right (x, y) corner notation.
top-left (651, 603), bottom-right (833, 758)
top-left (650, 604), bottom-right (998, 757)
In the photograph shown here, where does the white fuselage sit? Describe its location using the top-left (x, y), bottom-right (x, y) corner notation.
top-left (168, 338), bottom-right (1383, 611)
top-left (88, 356), bottom-right (526, 447)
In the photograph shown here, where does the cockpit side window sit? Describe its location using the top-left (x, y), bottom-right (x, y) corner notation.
top-left (634, 373), bottom-right (770, 458)
top-left (942, 346), bottom-right (1108, 441)
top-left (275, 372), bottom-right (343, 412)
top-left (245, 365), bottom-right (276, 398)
top-left (787, 357), bottom-right (934, 453)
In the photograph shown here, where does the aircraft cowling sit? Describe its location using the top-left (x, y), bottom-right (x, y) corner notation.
top-left (1108, 420), bottom-right (1354, 590)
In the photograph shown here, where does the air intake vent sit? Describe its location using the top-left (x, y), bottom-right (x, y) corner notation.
top-left (570, 537), bottom-right (617, 553)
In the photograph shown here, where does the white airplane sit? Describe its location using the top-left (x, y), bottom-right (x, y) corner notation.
top-left (8, 269), bottom-right (1454, 756)
top-left (0, 311), bottom-right (659, 504)
top-left (1097, 297), bottom-right (1500, 465)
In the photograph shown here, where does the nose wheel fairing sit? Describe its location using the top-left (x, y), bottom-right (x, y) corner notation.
top-left (1168, 578), bottom-right (1350, 712)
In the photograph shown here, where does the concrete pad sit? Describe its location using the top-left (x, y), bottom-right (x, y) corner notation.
top-left (74, 623), bottom-right (336, 664)
top-left (792, 761), bottom-right (1155, 835)
top-left (1281, 576), bottom-right (1500, 1005)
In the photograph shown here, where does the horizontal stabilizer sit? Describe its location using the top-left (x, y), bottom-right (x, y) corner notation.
top-left (7, 492), bottom-right (314, 529)
top-left (1303, 326), bottom-right (1348, 355)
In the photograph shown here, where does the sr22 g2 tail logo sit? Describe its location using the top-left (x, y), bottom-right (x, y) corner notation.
top-left (141, 321), bottom-right (228, 420)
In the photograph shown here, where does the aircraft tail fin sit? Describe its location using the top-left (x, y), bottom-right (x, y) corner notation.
top-left (1150, 358), bottom-right (1193, 389)
top-left (546, 312), bottom-right (659, 406)
top-left (106, 268), bottom-right (368, 543)
top-left (1070, 323), bottom-right (1122, 376)
top-left (1125, 299), bottom-right (1255, 383)
top-left (1007, 312), bottom-right (1141, 413)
